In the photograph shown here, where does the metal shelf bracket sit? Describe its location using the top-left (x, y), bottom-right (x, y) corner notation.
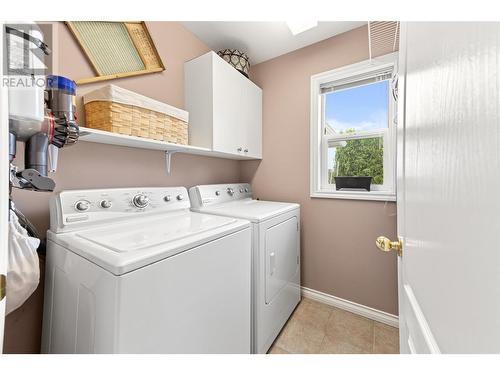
top-left (165, 150), bottom-right (178, 175)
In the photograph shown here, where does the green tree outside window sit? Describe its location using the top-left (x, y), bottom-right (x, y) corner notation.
top-left (328, 130), bottom-right (384, 185)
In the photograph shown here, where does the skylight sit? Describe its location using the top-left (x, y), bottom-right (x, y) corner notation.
top-left (286, 21), bottom-right (318, 35)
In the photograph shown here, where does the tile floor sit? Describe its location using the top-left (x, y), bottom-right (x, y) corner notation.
top-left (268, 298), bottom-right (399, 354)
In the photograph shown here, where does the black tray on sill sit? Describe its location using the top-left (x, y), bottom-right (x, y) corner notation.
top-left (334, 176), bottom-right (372, 191)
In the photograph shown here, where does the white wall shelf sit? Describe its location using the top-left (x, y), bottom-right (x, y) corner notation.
top-left (78, 127), bottom-right (261, 160)
top-left (78, 127), bottom-right (261, 175)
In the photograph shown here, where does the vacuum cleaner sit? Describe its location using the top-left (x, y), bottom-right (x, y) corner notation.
top-left (6, 24), bottom-right (79, 192)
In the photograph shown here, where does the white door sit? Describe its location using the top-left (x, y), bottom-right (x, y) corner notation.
top-left (0, 22), bottom-right (9, 353)
top-left (393, 22), bottom-right (500, 353)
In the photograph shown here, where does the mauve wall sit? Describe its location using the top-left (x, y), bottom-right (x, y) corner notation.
top-left (5, 21), bottom-right (241, 353)
top-left (241, 25), bottom-right (398, 315)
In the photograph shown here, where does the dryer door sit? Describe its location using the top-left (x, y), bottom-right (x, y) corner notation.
top-left (265, 216), bottom-right (299, 304)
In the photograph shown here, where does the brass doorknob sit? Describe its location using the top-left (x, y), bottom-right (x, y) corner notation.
top-left (376, 236), bottom-right (403, 256)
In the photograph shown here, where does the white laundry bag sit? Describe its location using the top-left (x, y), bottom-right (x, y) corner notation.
top-left (6, 207), bottom-right (40, 315)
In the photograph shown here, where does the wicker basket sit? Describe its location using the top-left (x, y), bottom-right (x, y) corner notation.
top-left (83, 85), bottom-right (189, 144)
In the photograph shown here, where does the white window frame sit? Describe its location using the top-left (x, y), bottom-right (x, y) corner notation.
top-left (310, 53), bottom-right (398, 202)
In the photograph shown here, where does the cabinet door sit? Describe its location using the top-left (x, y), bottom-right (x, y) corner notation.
top-left (212, 57), bottom-right (245, 156)
top-left (243, 83), bottom-right (262, 158)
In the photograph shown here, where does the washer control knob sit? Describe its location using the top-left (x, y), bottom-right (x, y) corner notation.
top-left (176, 194), bottom-right (184, 201)
top-left (133, 194), bottom-right (150, 208)
top-left (244, 187), bottom-right (249, 193)
top-left (100, 200), bottom-right (112, 209)
top-left (215, 190), bottom-right (221, 196)
top-left (75, 200), bottom-right (90, 212)
top-left (227, 187), bottom-right (235, 196)
top-left (239, 187), bottom-right (244, 193)
top-left (164, 195), bottom-right (172, 202)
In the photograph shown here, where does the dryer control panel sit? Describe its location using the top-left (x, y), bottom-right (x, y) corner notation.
top-left (189, 183), bottom-right (253, 208)
top-left (50, 187), bottom-right (189, 233)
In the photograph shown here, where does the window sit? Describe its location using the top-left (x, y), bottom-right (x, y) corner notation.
top-left (310, 53), bottom-right (397, 201)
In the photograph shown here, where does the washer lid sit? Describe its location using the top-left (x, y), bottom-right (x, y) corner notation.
top-left (193, 199), bottom-right (299, 223)
top-left (48, 211), bottom-right (250, 275)
top-left (76, 212), bottom-right (237, 252)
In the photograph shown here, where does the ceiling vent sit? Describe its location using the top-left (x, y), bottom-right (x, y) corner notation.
top-left (368, 21), bottom-right (400, 59)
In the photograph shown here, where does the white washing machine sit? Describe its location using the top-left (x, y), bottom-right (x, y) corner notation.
top-left (189, 183), bottom-right (301, 354)
top-left (41, 187), bottom-right (252, 354)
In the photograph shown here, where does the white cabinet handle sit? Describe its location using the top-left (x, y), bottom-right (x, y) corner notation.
top-left (269, 252), bottom-right (276, 276)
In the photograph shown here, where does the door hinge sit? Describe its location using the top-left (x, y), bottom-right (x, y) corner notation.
top-left (297, 222), bottom-right (299, 231)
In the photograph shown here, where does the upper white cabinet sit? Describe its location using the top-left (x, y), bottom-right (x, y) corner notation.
top-left (185, 52), bottom-right (262, 159)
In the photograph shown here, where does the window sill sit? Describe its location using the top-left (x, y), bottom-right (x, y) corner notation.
top-left (310, 190), bottom-right (396, 202)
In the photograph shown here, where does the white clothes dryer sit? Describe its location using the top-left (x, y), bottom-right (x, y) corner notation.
top-left (189, 183), bottom-right (300, 353)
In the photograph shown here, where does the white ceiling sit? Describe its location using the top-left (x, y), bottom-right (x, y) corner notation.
top-left (181, 21), bottom-right (366, 65)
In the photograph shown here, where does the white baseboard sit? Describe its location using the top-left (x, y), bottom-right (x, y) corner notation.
top-left (301, 286), bottom-right (399, 328)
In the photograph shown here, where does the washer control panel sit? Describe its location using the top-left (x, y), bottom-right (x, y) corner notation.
top-left (189, 183), bottom-right (252, 208)
top-left (51, 187), bottom-right (190, 233)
